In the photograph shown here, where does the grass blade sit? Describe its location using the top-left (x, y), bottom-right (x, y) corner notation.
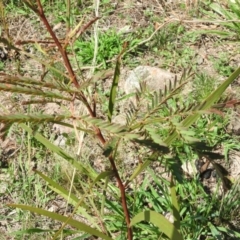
top-left (108, 52), bottom-right (121, 122)
top-left (108, 43), bottom-right (127, 122)
top-left (130, 210), bottom-right (183, 240)
top-left (7, 204), bottom-right (113, 240)
top-left (170, 175), bottom-right (180, 231)
top-left (19, 123), bottom-right (97, 180)
top-left (35, 170), bottom-right (85, 207)
top-left (35, 170), bottom-right (100, 229)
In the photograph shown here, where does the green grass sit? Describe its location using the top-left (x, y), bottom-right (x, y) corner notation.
top-left (74, 30), bottom-right (122, 69)
top-left (0, 61), bottom-right (4, 71)
top-left (210, 52), bottom-right (235, 77)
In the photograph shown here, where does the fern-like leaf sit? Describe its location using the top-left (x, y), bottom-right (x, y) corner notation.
top-left (0, 114), bottom-right (70, 124)
top-left (0, 83), bottom-right (72, 101)
top-left (0, 73), bottom-right (89, 94)
top-left (146, 69), bottom-right (194, 118)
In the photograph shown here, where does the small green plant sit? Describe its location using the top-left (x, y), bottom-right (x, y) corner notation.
top-left (192, 73), bottom-right (217, 101)
top-left (74, 30), bottom-right (122, 68)
top-left (0, 61), bottom-right (4, 70)
top-left (151, 23), bottom-right (185, 50)
top-left (210, 53), bottom-right (235, 77)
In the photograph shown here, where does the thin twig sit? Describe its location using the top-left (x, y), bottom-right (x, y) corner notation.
top-left (36, 0), bottom-right (79, 88)
top-left (90, 0), bottom-right (100, 76)
top-left (125, 17), bottom-right (240, 55)
top-left (35, 0), bottom-right (96, 116)
top-left (125, 19), bottom-right (177, 55)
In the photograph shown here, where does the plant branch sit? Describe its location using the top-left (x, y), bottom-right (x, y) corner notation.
top-left (95, 128), bottom-right (133, 239)
top-left (31, 2), bottom-right (132, 239)
top-left (36, 0), bottom-right (79, 88)
top-left (94, 45), bottom-right (133, 239)
top-left (34, 0), bottom-right (95, 115)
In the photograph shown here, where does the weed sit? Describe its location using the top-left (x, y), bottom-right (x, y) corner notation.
top-left (74, 30), bottom-right (122, 68)
top-left (192, 73), bottom-right (217, 101)
top-left (0, 61), bottom-right (4, 70)
top-left (210, 53), bottom-right (235, 77)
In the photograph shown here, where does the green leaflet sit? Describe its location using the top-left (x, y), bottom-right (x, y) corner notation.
top-left (108, 45), bottom-right (126, 122)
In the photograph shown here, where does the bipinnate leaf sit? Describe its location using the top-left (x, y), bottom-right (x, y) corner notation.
top-left (0, 114), bottom-right (69, 124)
top-left (7, 204), bottom-right (113, 240)
top-left (145, 126), bottom-right (168, 148)
top-left (165, 66), bottom-right (240, 145)
top-left (79, 115), bottom-right (140, 139)
top-left (129, 67), bottom-right (240, 183)
top-left (146, 69), bottom-right (193, 117)
top-left (0, 83), bottom-right (72, 101)
top-left (130, 211), bottom-right (183, 240)
top-left (0, 73), bottom-right (86, 94)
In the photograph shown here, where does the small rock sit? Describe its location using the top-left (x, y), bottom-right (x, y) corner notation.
top-left (229, 150), bottom-right (240, 180)
top-left (0, 181), bottom-right (8, 194)
top-left (124, 66), bottom-right (175, 95)
top-left (112, 114), bottom-right (127, 125)
top-left (164, 212), bottom-right (174, 223)
top-left (182, 161), bottom-right (198, 176)
top-left (54, 135), bottom-right (66, 146)
top-left (228, 116), bottom-right (240, 135)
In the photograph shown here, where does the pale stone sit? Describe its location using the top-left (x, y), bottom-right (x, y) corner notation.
top-left (124, 66), bottom-right (175, 95)
top-left (182, 161), bottom-right (198, 176)
top-left (164, 212), bottom-right (174, 223)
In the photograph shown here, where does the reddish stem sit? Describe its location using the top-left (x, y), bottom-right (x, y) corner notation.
top-left (95, 128), bottom-right (133, 239)
top-left (35, 1), bottom-right (132, 239)
top-left (36, 0), bottom-right (79, 88)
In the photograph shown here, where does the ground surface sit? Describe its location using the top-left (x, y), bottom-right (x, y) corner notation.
top-left (0, 1), bottom-right (240, 240)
